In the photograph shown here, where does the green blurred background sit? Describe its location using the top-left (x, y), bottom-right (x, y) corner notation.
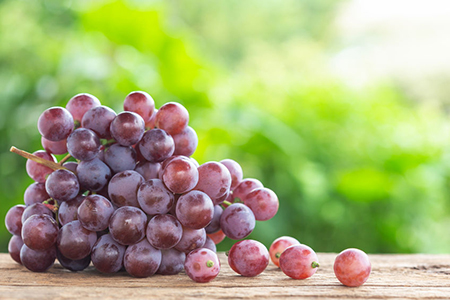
top-left (2, 0), bottom-right (450, 254)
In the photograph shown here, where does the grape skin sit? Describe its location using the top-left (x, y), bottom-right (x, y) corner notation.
top-left (123, 91), bottom-right (155, 123)
top-left (157, 248), bottom-right (186, 275)
top-left (109, 206), bottom-right (147, 245)
top-left (56, 250), bottom-right (91, 272)
top-left (45, 169), bottom-right (80, 202)
top-left (172, 126), bottom-right (198, 157)
top-left (334, 248), bottom-right (371, 287)
top-left (135, 161), bottom-right (161, 181)
top-left (8, 235), bottom-right (24, 265)
top-left (58, 195), bottom-right (85, 226)
top-left (57, 220), bottom-right (97, 261)
top-left (279, 244), bottom-right (319, 280)
top-left (205, 205), bottom-right (223, 234)
top-left (146, 214), bottom-right (183, 250)
top-left (24, 182), bottom-right (50, 206)
top-left (194, 161), bottom-right (232, 204)
top-left (207, 230), bottom-right (226, 245)
top-left (38, 106), bottom-right (74, 141)
top-left (243, 187), bottom-right (279, 221)
top-left (220, 203), bottom-right (255, 240)
top-left (20, 245), bottom-right (56, 272)
top-left (91, 233), bottom-right (126, 273)
top-left (67, 128), bottom-right (101, 161)
top-left (155, 102), bottom-right (189, 135)
top-left (227, 239), bottom-right (269, 277)
top-left (162, 156), bottom-right (198, 194)
top-left (26, 150), bottom-right (56, 183)
top-left (176, 190), bottom-right (214, 230)
top-left (21, 203), bottom-right (53, 224)
top-left (110, 111), bottom-right (145, 146)
top-left (5, 205), bottom-right (26, 236)
top-left (232, 178), bottom-right (263, 202)
top-left (138, 128), bottom-right (175, 163)
top-left (124, 239), bottom-right (161, 278)
top-left (220, 159), bottom-right (243, 190)
top-left (174, 226), bottom-right (206, 254)
top-left (66, 93), bottom-right (101, 123)
top-left (81, 105), bottom-right (117, 139)
top-left (77, 194), bottom-right (114, 232)
top-left (41, 137), bottom-right (68, 155)
top-left (77, 158), bottom-right (111, 192)
top-left (269, 236), bottom-right (300, 267)
top-left (202, 236), bottom-right (217, 253)
top-left (108, 170), bottom-right (144, 208)
top-left (104, 144), bottom-right (137, 174)
top-left (184, 248), bottom-right (220, 283)
top-left (137, 179), bottom-right (174, 215)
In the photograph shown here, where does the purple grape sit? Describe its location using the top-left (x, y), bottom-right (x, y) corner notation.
top-left (57, 220), bottom-right (97, 260)
top-left (110, 111), bottom-right (145, 146)
top-left (157, 248), bottom-right (186, 275)
top-left (77, 194), bottom-right (114, 231)
top-left (91, 233), bottom-right (126, 273)
top-left (176, 190), bottom-right (214, 229)
top-left (232, 178), bottom-right (263, 202)
top-left (205, 205), bottom-right (223, 234)
top-left (243, 187), bottom-right (279, 221)
top-left (145, 108), bottom-right (158, 129)
top-left (162, 156), bottom-right (198, 194)
top-left (20, 245), bottom-right (56, 272)
top-left (138, 128), bottom-right (175, 163)
top-left (21, 203), bottom-right (53, 223)
top-left (194, 161), bottom-right (232, 204)
top-left (67, 128), bottom-right (101, 161)
top-left (109, 206), bottom-right (147, 245)
top-left (66, 93), bottom-right (101, 123)
top-left (172, 126), bottom-right (198, 157)
top-left (8, 235), bottom-right (24, 264)
top-left (220, 159), bottom-right (243, 190)
top-left (5, 205), bottom-right (25, 236)
top-left (58, 195), bottom-right (85, 226)
top-left (41, 137), bottom-right (68, 155)
top-left (202, 236), bottom-right (217, 253)
top-left (135, 161), bottom-right (161, 181)
top-left (77, 158), bottom-right (111, 192)
top-left (220, 203), bottom-right (255, 240)
top-left (155, 102), bottom-right (189, 135)
top-left (26, 150), bottom-right (56, 183)
top-left (124, 239), bottom-right (161, 278)
top-left (334, 248), bottom-right (371, 287)
top-left (228, 239), bottom-right (269, 277)
top-left (24, 182), bottom-right (50, 206)
top-left (146, 214), bottom-right (183, 250)
top-left (123, 91), bottom-right (155, 123)
top-left (174, 226), bottom-right (206, 254)
top-left (45, 169), bottom-right (80, 202)
top-left (62, 161), bottom-right (78, 173)
top-left (81, 105), bottom-right (116, 139)
top-left (56, 249), bottom-right (91, 272)
top-left (137, 179), bottom-right (174, 215)
top-left (184, 248), bottom-right (220, 283)
top-left (108, 170), bottom-right (144, 208)
top-left (22, 215), bottom-right (59, 250)
top-left (38, 106), bottom-right (74, 141)
top-left (104, 143), bottom-right (136, 173)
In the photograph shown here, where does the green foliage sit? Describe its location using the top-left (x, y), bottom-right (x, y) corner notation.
top-left (1, 0), bottom-right (450, 255)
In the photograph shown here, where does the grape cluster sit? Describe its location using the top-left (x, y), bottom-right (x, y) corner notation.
top-left (6, 92), bottom-right (280, 283)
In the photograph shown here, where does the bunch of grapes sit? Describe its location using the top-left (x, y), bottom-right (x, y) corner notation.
top-left (5, 92), bottom-right (280, 283)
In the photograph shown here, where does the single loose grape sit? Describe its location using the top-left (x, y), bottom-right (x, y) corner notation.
top-left (227, 239), bottom-right (269, 277)
top-left (269, 236), bottom-right (300, 267)
top-left (334, 248), bottom-right (371, 287)
top-left (184, 248), bottom-right (220, 283)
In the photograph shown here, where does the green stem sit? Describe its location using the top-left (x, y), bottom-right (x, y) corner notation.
top-left (311, 261), bottom-right (320, 269)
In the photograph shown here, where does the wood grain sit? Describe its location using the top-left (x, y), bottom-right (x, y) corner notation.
top-left (1, 253), bottom-right (449, 299)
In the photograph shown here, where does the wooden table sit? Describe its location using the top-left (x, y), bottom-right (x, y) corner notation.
top-left (0, 253), bottom-right (449, 299)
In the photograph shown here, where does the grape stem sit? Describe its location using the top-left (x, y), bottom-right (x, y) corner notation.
top-left (222, 200), bottom-right (233, 207)
top-left (10, 146), bottom-right (73, 173)
top-left (311, 261), bottom-right (320, 268)
top-left (58, 153), bottom-right (72, 165)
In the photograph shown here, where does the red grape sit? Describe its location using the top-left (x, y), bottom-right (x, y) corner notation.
top-left (334, 248), bottom-right (371, 287)
top-left (269, 236), bottom-right (300, 267)
top-left (228, 239), bottom-right (269, 277)
top-left (279, 244), bottom-right (319, 279)
top-left (185, 248), bottom-right (220, 283)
